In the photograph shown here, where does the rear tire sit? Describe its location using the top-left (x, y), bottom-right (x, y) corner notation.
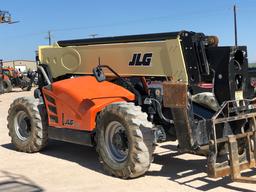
top-left (96, 102), bottom-right (154, 178)
top-left (22, 86), bottom-right (32, 91)
top-left (3, 79), bottom-right (12, 93)
top-left (7, 97), bottom-right (48, 152)
top-left (192, 92), bottom-right (219, 111)
top-left (21, 77), bottom-right (32, 91)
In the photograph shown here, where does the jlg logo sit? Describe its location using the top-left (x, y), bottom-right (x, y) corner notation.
top-left (129, 53), bottom-right (152, 66)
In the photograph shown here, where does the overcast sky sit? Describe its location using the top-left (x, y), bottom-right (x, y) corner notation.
top-left (0, 0), bottom-right (255, 62)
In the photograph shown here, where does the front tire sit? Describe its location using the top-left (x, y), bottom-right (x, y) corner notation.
top-left (21, 76), bottom-right (32, 91)
top-left (3, 79), bottom-right (12, 93)
top-left (96, 102), bottom-right (154, 178)
top-left (7, 97), bottom-right (48, 152)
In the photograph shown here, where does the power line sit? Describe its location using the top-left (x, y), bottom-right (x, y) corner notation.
top-left (0, 7), bottom-right (242, 40)
top-left (49, 8), bottom-right (231, 33)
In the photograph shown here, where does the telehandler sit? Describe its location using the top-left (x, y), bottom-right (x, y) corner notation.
top-left (0, 60), bottom-right (3, 94)
top-left (7, 31), bottom-right (256, 182)
top-left (2, 67), bottom-right (33, 92)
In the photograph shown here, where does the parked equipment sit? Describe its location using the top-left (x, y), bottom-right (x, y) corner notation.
top-left (2, 67), bottom-right (33, 92)
top-left (7, 31), bottom-right (256, 182)
top-left (0, 60), bottom-right (3, 94)
top-left (0, 10), bottom-right (19, 24)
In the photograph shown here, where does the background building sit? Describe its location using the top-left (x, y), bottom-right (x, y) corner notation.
top-left (3, 60), bottom-right (37, 72)
top-left (250, 63), bottom-right (256, 68)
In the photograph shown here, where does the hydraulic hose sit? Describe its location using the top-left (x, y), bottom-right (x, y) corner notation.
top-left (145, 97), bottom-right (174, 124)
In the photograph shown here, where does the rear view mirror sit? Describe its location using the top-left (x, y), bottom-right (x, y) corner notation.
top-left (93, 66), bottom-right (106, 82)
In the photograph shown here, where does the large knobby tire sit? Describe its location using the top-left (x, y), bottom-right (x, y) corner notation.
top-left (96, 102), bottom-right (154, 178)
top-left (3, 79), bottom-right (12, 93)
top-left (7, 97), bottom-right (48, 152)
top-left (192, 92), bottom-right (219, 111)
top-left (21, 76), bottom-right (32, 91)
top-left (22, 86), bottom-right (32, 91)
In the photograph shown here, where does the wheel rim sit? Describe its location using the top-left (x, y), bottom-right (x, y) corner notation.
top-left (105, 121), bottom-right (129, 163)
top-left (14, 111), bottom-right (31, 141)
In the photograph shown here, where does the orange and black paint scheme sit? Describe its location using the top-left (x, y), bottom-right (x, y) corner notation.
top-left (43, 76), bottom-right (135, 131)
top-left (0, 59), bottom-right (3, 94)
top-left (32, 31), bottom-right (256, 181)
top-left (40, 74), bottom-right (135, 146)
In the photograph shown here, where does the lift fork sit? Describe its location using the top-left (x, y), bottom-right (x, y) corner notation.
top-left (227, 132), bottom-right (256, 183)
top-left (207, 99), bottom-right (256, 183)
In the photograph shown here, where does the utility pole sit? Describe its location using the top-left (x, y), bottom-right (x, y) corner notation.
top-left (45, 31), bottom-right (52, 45)
top-left (233, 4), bottom-right (238, 47)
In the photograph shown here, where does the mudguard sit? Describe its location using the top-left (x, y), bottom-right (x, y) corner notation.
top-left (3, 74), bottom-right (9, 80)
top-left (42, 76), bottom-right (135, 131)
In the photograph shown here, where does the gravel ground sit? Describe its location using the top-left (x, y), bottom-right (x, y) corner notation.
top-left (0, 89), bottom-right (256, 192)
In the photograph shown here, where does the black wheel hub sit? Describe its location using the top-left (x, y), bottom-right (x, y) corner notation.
top-left (112, 130), bottom-right (128, 151)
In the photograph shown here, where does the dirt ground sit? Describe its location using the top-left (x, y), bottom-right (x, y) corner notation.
top-left (0, 89), bottom-right (256, 192)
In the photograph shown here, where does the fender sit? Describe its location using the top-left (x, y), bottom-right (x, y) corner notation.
top-left (3, 74), bottom-right (9, 80)
top-left (42, 76), bottom-right (135, 131)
